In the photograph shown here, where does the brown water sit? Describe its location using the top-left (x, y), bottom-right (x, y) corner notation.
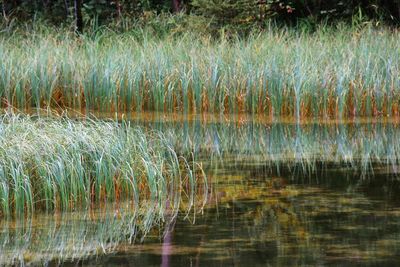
top-left (2, 119), bottom-right (400, 266)
top-left (57, 164), bottom-right (400, 267)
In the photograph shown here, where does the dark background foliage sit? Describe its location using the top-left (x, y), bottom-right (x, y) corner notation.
top-left (1, 0), bottom-right (400, 32)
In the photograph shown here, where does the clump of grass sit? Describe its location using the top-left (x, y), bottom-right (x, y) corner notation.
top-left (0, 113), bottom-right (207, 218)
top-left (0, 24), bottom-right (399, 119)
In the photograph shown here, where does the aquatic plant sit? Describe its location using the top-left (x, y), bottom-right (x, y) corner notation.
top-left (0, 113), bottom-right (207, 218)
top-left (0, 24), bottom-right (399, 119)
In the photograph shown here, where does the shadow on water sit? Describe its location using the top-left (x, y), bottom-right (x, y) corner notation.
top-left (3, 117), bottom-right (400, 266)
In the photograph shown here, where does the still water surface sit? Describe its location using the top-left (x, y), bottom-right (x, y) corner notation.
top-left (2, 118), bottom-right (400, 266)
top-left (67, 167), bottom-right (400, 266)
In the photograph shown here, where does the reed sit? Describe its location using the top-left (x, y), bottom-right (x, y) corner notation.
top-left (0, 24), bottom-right (399, 119)
top-left (0, 113), bottom-right (206, 218)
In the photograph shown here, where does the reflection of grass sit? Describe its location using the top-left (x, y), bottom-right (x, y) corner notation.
top-left (152, 120), bottom-right (400, 176)
top-left (1, 26), bottom-right (399, 118)
top-left (0, 113), bottom-right (207, 219)
top-left (0, 205), bottom-right (161, 265)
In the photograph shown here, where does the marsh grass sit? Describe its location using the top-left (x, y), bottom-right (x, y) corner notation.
top-left (0, 24), bottom-right (399, 119)
top-left (0, 113), bottom-right (207, 219)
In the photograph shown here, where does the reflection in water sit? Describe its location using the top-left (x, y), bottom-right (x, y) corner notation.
top-left (161, 220), bottom-right (175, 267)
top-left (0, 204), bottom-right (142, 265)
top-left (152, 119), bottom-right (400, 176)
top-left (89, 169), bottom-right (400, 266)
top-left (2, 119), bottom-right (400, 266)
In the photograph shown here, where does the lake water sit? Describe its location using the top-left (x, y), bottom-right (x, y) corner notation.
top-left (2, 118), bottom-right (400, 266)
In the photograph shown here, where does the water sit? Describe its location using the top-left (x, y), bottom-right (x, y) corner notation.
top-left (57, 165), bottom-right (400, 266)
top-left (2, 118), bottom-right (400, 266)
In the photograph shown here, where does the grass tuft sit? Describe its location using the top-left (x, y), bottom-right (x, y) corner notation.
top-left (0, 113), bottom-right (207, 218)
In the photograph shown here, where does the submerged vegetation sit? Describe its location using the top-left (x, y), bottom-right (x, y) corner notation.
top-left (0, 24), bottom-right (400, 119)
top-left (0, 113), bottom-right (207, 218)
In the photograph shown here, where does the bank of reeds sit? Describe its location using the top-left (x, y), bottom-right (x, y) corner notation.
top-left (0, 113), bottom-right (206, 218)
top-left (0, 24), bottom-right (399, 119)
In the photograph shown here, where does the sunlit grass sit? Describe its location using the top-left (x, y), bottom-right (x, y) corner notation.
top-left (0, 113), bottom-right (207, 218)
top-left (0, 24), bottom-right (399, 119)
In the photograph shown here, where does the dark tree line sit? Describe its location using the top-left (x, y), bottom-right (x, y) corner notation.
top-left (1, 0), bottom-right (400, 32)
top-left (281, 0), bottom-right (400, 22)
top-left (1, 0), bottom-right (187, 31)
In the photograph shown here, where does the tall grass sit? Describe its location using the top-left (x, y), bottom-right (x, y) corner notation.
top-left (0, 113), bottom-right (207, 218)
top-left (0, 24), bottom-right (399, 119)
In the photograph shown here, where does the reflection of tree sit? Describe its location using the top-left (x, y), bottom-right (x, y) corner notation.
top-left (11, 167), bottom-right (398, 266)
top-left (200, 167), bottom-right (400, 266)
